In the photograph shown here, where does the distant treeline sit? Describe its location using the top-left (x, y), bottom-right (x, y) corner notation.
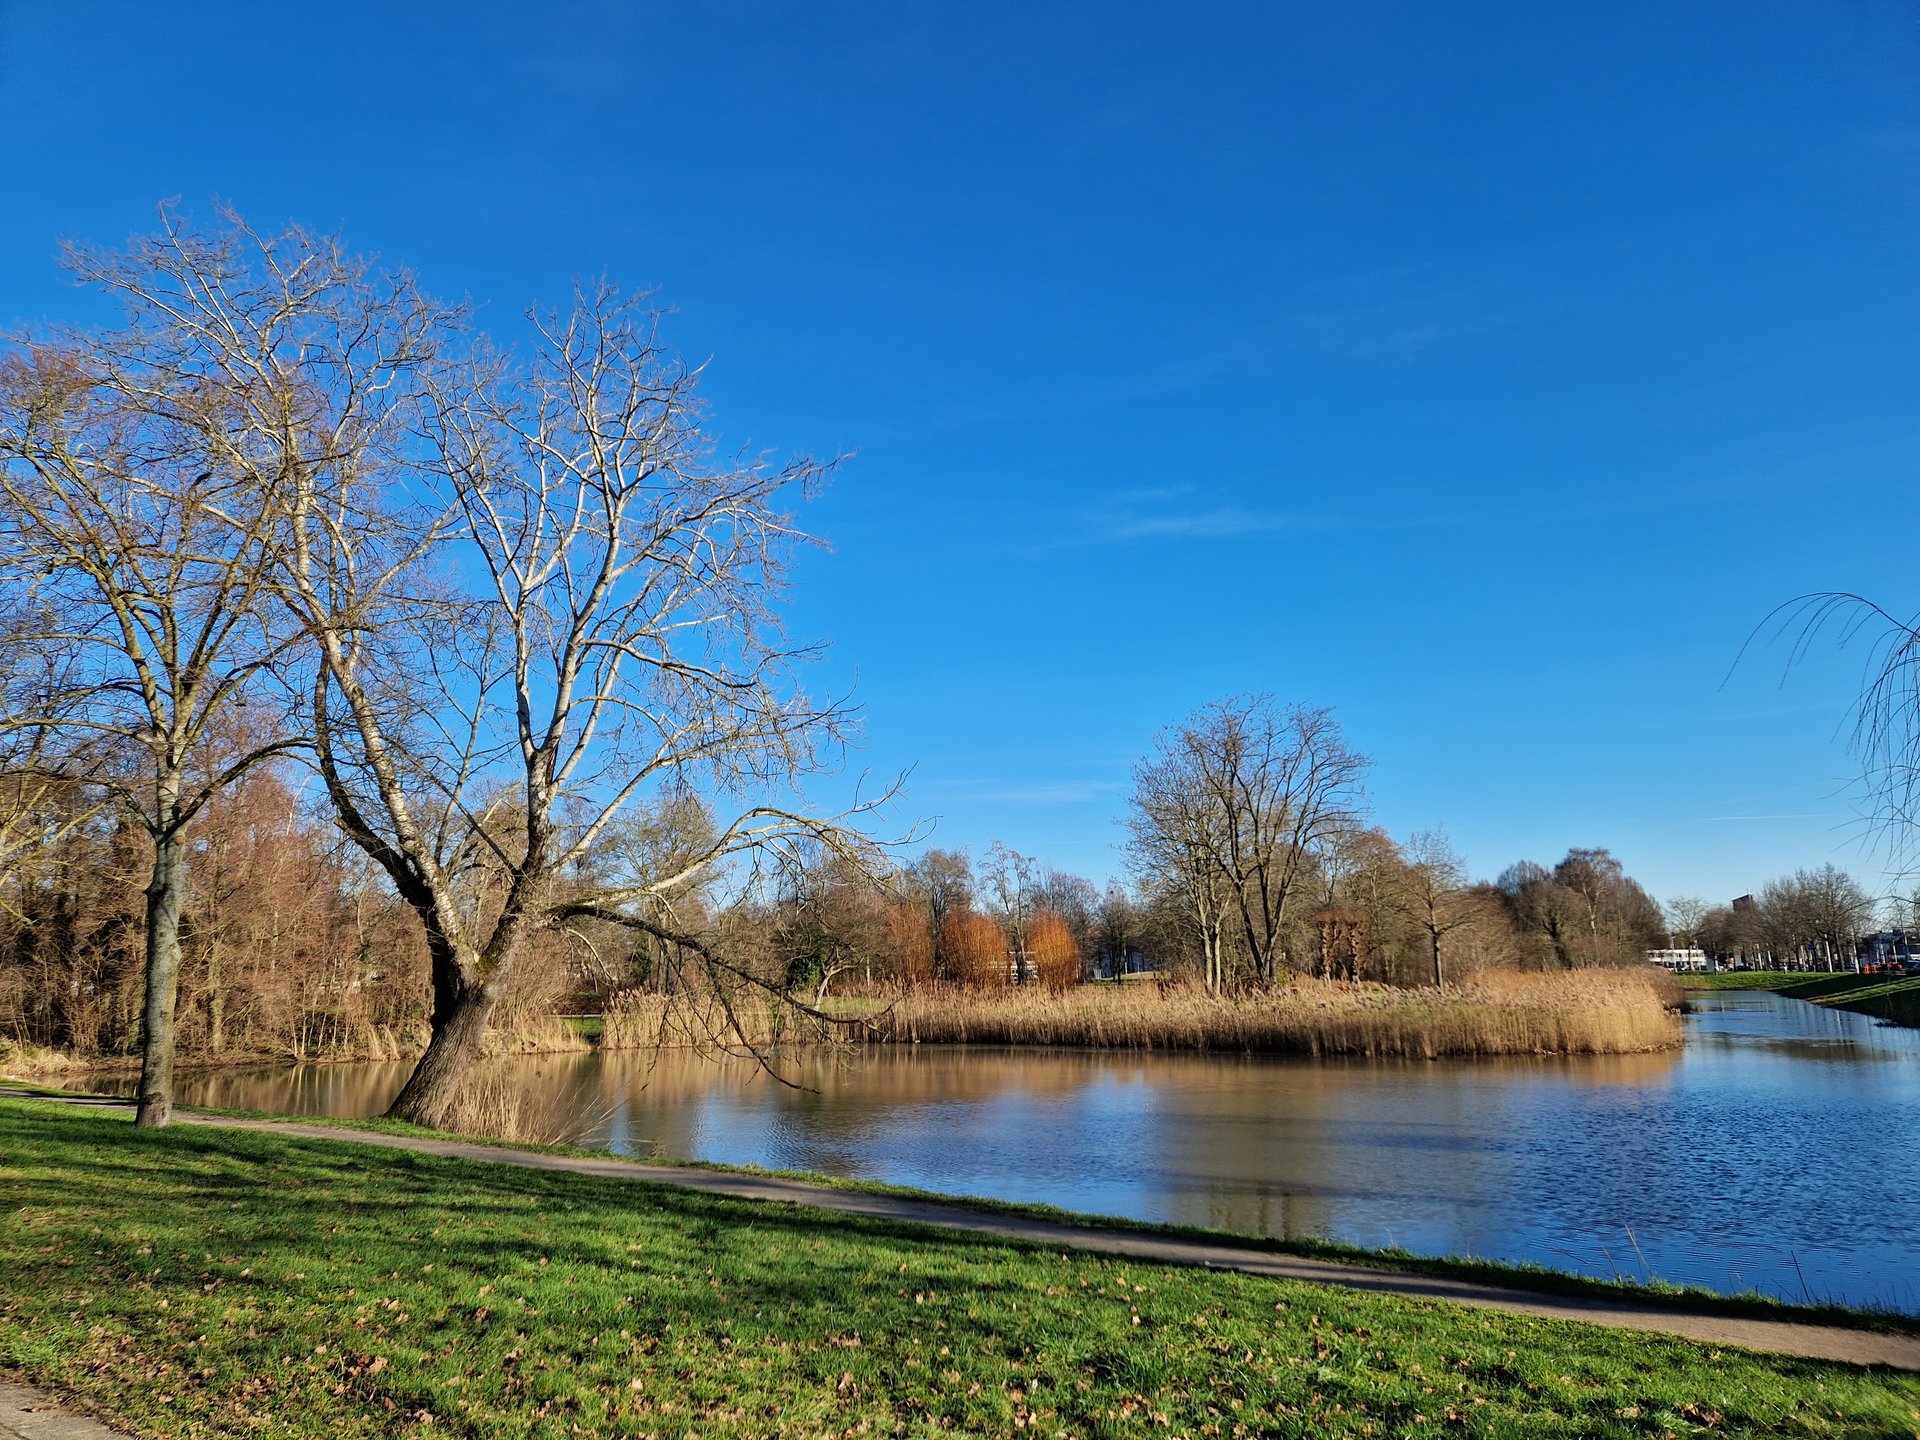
top-left (1677, 863), bottom-right (1891, 968)
top-left (0, 751), bottom-right (1670, 1065)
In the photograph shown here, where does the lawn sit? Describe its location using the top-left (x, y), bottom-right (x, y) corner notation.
top-left (2, 1098), bottom-right (1916, 1438)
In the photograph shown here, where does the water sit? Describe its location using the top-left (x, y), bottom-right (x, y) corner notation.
top-left (94, 990), bottom-right (1920, 1313)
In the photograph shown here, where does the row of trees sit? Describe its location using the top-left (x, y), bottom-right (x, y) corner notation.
top-left (1121, 695), bottom-right (1666, 991)
top-left (0, 209), bottom-right (879, 1128)
top-left (1671, 864), bottom-right (1884, 968)
top-left (0, 742), bottom-right (1675, 1076)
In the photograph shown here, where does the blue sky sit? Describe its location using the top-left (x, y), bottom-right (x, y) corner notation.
top-left (4, 2), bottom-right (1918, 909)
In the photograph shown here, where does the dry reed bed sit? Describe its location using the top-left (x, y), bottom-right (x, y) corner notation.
top-left (599, 989), bottom-right (828, 1053)
top-left (860, 969), bottom-right (1682, 1058)
top-left (0, 1038), bottom-right (84, 1079)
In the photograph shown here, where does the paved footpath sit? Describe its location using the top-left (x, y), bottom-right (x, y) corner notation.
top-left (0, 1382), bottom-right (133, 1440)
top-left (4, 1089), bottom-right (1918, 1440)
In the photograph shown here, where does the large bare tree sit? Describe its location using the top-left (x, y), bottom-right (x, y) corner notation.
top-left (1128, 696), bottom-right (1369, 990)
top-left (1663, 895), bottom-right (1709, 951)
top-left (0, 209), bottom-right (459, 1123)
top-left (3, 212), bottom-right (883, 1125)
top-left (283, 281), bottom-right (882, 1126)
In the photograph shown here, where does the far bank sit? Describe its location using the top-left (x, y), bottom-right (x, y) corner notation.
top-left (1678, 969), bottom-right (1920, 1027)
top-left (3, 968), bottom-right (1683, 1085)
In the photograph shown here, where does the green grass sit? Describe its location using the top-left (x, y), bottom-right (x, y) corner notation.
top-left (1679, 970), bottom-right (1920, 1025)
top-left (1676, 972), bottom-right (1816, 992)
top-left (21, 1083), bottom-right (1920, 1338)
top-left (3, 1098), bottom-right (1918, 1438)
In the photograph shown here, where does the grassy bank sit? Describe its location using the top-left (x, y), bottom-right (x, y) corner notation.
top-left (225, 1103), bottom-right (1920, 1339)
top-left (1679, 971), bottom-right (1920, 1027)
top-left (2, 1099), bottom-right (1915, 1438)
top-left (856, 970), bottom-right (1682, 1057)
top-left (1676, 971), bottom-right (1813, 991)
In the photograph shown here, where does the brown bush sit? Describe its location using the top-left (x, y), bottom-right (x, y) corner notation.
top-left (942, 909), bottom-right (1010, 990)
top-left (888, 899), bottom-right (935, 986)
top-left (1027, 911), bottom-right (1081, 991)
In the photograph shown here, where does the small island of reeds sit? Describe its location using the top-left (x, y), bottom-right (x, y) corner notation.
top-left (596, 968), bottom-right (1683, 1061)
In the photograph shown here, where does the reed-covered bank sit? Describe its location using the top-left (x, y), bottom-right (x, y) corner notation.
top-left (588, 968), bottom-right (1683, 1059)
top-left (8, 971), bottom-right (1682, 1083)
top-left (0, 1015), bottom-right (599, 1084)
top-left (853, 969), bottom-right (1683, 1058)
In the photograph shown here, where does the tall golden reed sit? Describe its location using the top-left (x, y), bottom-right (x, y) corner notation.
top-left (860, 968), bottom-right (1681, 1058)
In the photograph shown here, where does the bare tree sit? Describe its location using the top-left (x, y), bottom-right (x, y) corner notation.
top-left (1033, 867), bottom-right (1100, 967)
top-left (1751, 594), bottom-right (1920, 863)
top-left (984, 841), bottom-right (1036, 982)
top-left (1663, 895), bottom-right (1709, 950)
top-left (897, 847), bottom-right (972, 981)
top-left (768, 840), bottom-right (890, 1000)
top-left (1495, 860), bottom-right (1581, 967)
top-left (0, 613), bottom-right (107, 912)
top-left (284, 280), bottom-right (885, 1126)
top-left (1792, 863), bottom-right (1874, 969)
top-left (1403, 830), bottom-right (1476, 990)
top-left (1127, 696), bottom-right (1368, 990)
top-left (1311, 824), bottom-right (1409, 982)
top-left (1126, 746), bottom-right (1233, 991)
top-left (1093, 883), bottom-right (1138, 979)
top-left (0, 209), bottom-right (428, 1121)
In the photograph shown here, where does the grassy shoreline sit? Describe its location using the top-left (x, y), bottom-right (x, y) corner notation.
top-left (11, 1081), bottom-right (1920, 1339)
top-left (3, 1096), bottom-right (1917, 1438)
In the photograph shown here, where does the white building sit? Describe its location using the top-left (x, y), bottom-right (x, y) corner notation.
top-left (1645, 947), bottom-right (1709, 973)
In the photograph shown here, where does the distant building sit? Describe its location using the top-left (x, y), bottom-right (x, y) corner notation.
top-left (1860, 931), bottom-right (1920, 970)
top-left (1646, 947), bottom-right (1709, 973)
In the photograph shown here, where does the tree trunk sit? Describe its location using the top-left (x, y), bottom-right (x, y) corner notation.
top-left (135, 832), bottom-right (187, 1128)
top-left (1430, 928), bottom-right (1445, 991)
top-left (208, 942), bottom-right (225, 1055)
top-left (386, 955), bottom-right (499, 1129)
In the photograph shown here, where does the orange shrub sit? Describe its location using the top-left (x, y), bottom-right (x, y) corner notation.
top-left (942, 909), bottom-right (1010, 989)
top-left (887, 899), bottom-right (935, 987)
top-left (1028, 911), bottom-right (1081, 991)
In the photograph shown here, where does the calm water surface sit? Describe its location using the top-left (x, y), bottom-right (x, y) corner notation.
top-left (103, 991), bottom-right (1920, 1312)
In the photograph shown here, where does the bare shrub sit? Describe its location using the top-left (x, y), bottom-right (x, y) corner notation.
top-left (942, 910), bottom-right (1010, 990)
top-left (443, 1064), bottom-right (607, 1146)
top-left (1028, 912), bottom-right (1081, 992)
